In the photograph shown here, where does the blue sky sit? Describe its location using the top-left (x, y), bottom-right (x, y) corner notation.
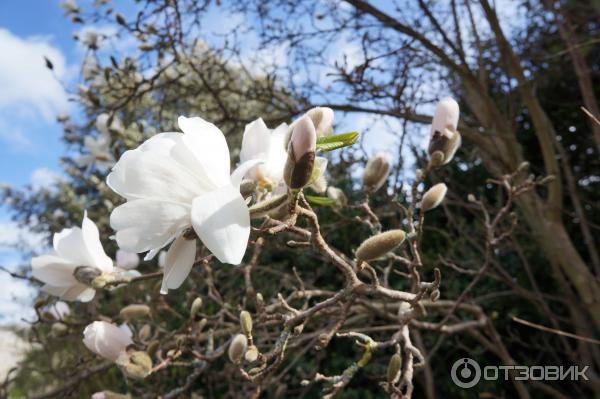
top-left (0, 0), bottom-right (83, 322)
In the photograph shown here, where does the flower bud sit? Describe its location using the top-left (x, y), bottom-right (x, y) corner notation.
top-left (92, 391), bottom-right (131, 399)
top-left (146, 340), bottom-right (160, 358)
top-left (240, 310), bottom-right (253, 336)
top-left (119, 304), bottom-right (150, 320)
top-left (387, 353), bottom-right (402, 383)
top-left (139, 324), bottom-right (151, 341)
top-left (362, 153), bottom-right (390, 193)
top-left (428, 97), bottom-right (461, 165)
top-left (420, 183), bottom-right (447, 212)
top-left (74, 266), bottom-right (101, 285)
top-left (305, 107), bottom-right (334, 137)
top-left (51, 322), bottom-right (68, 336)
top-left (190, 297), bottom-right (203, 320)
top-left (356, 230), bottom-right (406, 262)
top-left (284, 116), bottom-right (316, 189)
top-left (116, 350), bottom-right (153, 380)
top-left (228, 334), bottom-right (248, 364)
top-left (327, 186), bottom-right (347, 209)
top-left (83, 321), bottom-right (133, 362)
top-left (430, 289), bottom-right (440, 302)
top-left (245, 345), bottom-right (259, 362)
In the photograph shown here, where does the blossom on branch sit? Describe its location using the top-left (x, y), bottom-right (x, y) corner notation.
top-left (31, 212), bottom-right (113, 302)
top-left (83, 321), bottom-right (133, 362)
top-left (107, 116), bottom-right (261, 294)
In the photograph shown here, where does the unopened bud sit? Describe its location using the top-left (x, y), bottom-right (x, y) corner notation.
top-left (240, 310), bottom-right (253, 336)
top-left (539, 175), bottom-right (556, 185)
top-left (363, 153), bottom-right (390, 193)
top-left (146, 340), bottom-right (159, 358)
top-left (116, 350), bottom-right (152, 380)
top-left (228, 334), bottom-right (248, 364)
top-left (305, 107), bottom-right (334, 137)
top-left (517, 161), bottom-right (530, 173)
top-left (74, 266), bottom-right (101, 285)
top-left (387, 353), bottom-right (402, 383)
top-left (284, 116), bottom-right (316, 189)
top-left (51, 322), bottom-right (68, 335)
top-left (245, 345), bottom-right (259, 362)
top-left (119, 304), bottom-right (150, 320)
top-left (420, 183), bottom-right (447, 212)
top-left (428, 151), bottom-right (445, 167)
top-left (356, 230), bottom-right (406, 262)
top-left (115, 13), bottom-right (126, 25)
top-left (92, 391), bottom-right (131, 399)
top-left (190, 297), bottom-right (203, 320)
top-left (256, 293), bottom-right (264, 306)
top-left (139, 324), bottom-right (151, 341)
top-left (327, 186), bottom-right (347, 209)
top-left (249, 193), bottom-right (288, 218)
top-left (430, 97), bottom-right (459, 139)
top-left (467, 193), bottom-right (476, 202)
top-left (430, 289), bottom-right (440, 302)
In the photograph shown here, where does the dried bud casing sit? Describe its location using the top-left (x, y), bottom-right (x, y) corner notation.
top-left (228, 334), bottom-right (248, 364)
top-left (427, 97), bottom-right (461, 165)
top-left (420, 183), bottom-right (447, 212)
top-left (356, 230), bottom-right (406, 262)
top-left (363, 153), bottom-right (390, 193)
top-left (240, 310), bottom-right (253, 336)
top-left (116, 351), bottom-right (152, 380)
top-left (284, 116), bottom-right (316, 189)
top-left (119, 304), bottom-right (150, 320)
top-left (190, 297), bottom-right (203, 320)
top-left (74, 266), bottom-right (101, 285)
top-left (387, 353), bottom-right (402, 383)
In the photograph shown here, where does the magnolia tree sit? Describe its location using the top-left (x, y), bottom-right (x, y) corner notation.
top-left (11, 95), bottom-right (548, 398)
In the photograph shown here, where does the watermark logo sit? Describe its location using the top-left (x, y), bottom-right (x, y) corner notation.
top-left (451, 358), bottom-right (589, 388)
top-left (451, 358), bottom-right (481, 388)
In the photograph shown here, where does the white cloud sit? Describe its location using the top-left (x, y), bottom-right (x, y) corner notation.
top-left (29, 167), bottom-right (61, 191)
top-left (0, 29), bottom-right (70, 122)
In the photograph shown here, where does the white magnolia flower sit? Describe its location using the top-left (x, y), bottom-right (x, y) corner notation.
top-left (31, 212), bottom-right (113, 302)
top-left (107, 116), bottom-right (261, 294)
top-left (83, 321), bottom-right (133, 362)
top-left (430, 97), bottom-right (459, 140)
top-left (116, 249), bottom-right (140, 270)
top-left (48, 301), bottom-right (70, 320)
top-left (239, 118), bottom-right (288, 190)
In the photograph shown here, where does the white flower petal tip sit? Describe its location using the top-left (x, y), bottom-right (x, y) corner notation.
top-left (191, 185), bottom-right (251, 265)
top-left (160, 235), bottom-right (197, 294)
top-left (83, 321), bottom-right (133, 362)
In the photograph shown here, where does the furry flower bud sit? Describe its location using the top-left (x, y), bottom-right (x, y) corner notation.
top-left (420, 183), bottom-right (447, 212)
top-left (327, 186), bottom-right (348, 209)
top-left (387, 353), bottom-right (402, 383)
top-left (228, 334), bottom-right (248, 364)
top-left (356, 230), bottom-right (406, 262)
top-left (190, 297), bottom-right (203, 320)
top-left (240, 310), bottom-right (253, 336)
top-left (363, 153), bottom-right (390, 193)
top-left (119, 304), bottom-right (150, 320)
top-left (284, 116), bottom-right (316, 189)
top-left (245, 345), bottom-right (259, 362)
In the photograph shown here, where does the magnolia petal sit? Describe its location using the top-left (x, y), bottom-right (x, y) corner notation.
top-left (191, 185), bottom-right (250, 265)
top-left (231, 159), bottom-right (265, 188)
top-left (53, 227), bottom-right (90, 266)
top-left (43, 283), bottom-right (96, 302)
top-left (265, 123), bottom-right (289, 183)
top-left (32, 255), bottom-right (78, 287)
top-left (160, 235), bottom-right (197, 294)
top-left (240, 118), bottom-right (270, 164)
top-left (111, 199), bottom-right (190, 254)
top-left (82, 211), bottom-right (113, 272)
top-left (178, 116), bottom-right (231, 188)
top-left (106, 148), bottom-right (208, 203)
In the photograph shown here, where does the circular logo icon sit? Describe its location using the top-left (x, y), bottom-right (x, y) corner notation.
top-left (451, 358), bottom-right (481, 388)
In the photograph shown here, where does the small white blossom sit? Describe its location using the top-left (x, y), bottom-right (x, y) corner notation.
top-left (48, 301), bottom-right (70, 320)
top-left (31, 212), bottom-right (113, 302)
top-left (83, 321), bottom-right (133, 362)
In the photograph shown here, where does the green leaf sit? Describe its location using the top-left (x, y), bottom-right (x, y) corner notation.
top-left (305, 195), bottom-right (336, 206)
top-left (316, 131), bottom-right (359, 152)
